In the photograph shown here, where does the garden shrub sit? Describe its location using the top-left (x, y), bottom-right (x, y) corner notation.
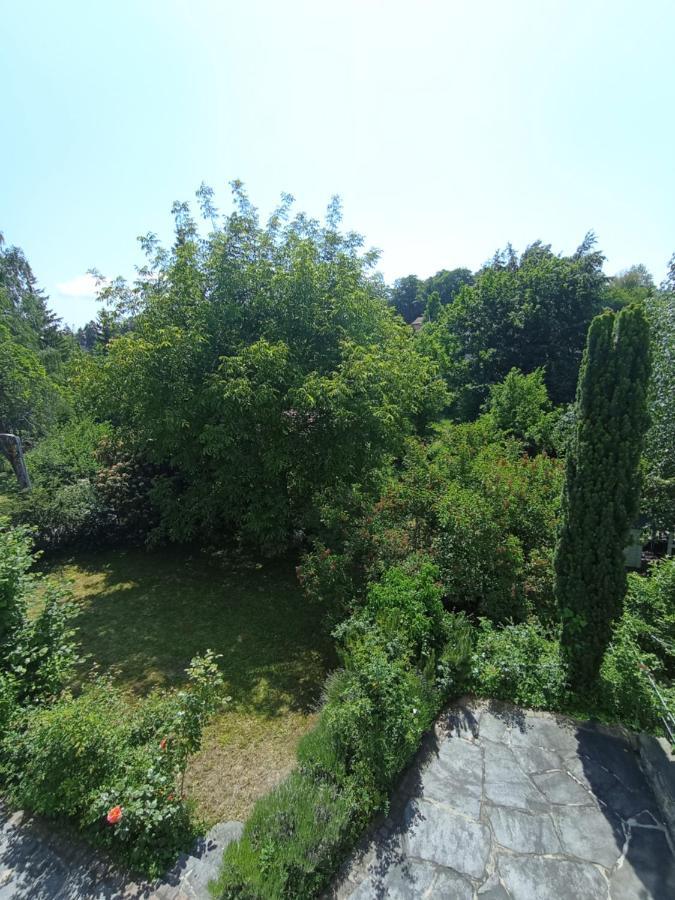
top-left (9, 419), bottom-right (159, 552)
top-left (433, 484), bottom-right (526, 622)
top-left (598, 559), bottom-right (675, 731)
top-left (24, 418), bottom-right (109, 488)
top-left (296, 543), bottom-right (359, 623)
top-left (214, 564), bottom-right (474, 899)
top-left (623, 559), bottom-right (675, 675)
top-left (470, 618), bottom-right (566, 709)
top-left (2, 650), bottom-right (224, 876)
top-left (484, 367), bottom-right (558, 453)
top-left (0, 519), bottom-right (78, 705)
top-left (599, 618), bottom-right (668, 733)
top-left (216, 771), bottom-right (359, 899)
top-left (19, 480), bottom-right (107, 550)
top-left (329, 425), bottom-right (563, 626)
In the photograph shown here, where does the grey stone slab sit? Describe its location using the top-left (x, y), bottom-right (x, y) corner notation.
top-left (486, 804), bottom-right (562, 855)
top-left (442, 703), bottom-right (482, 741)
top-left (575, 729), bottom-right (646, 792)
top-left (347, 858), bottom-right (437, 899)
top-left (553, 804), bottom-right (625, 869)
top-left (421, 737), bottom-right (483, 817)
top-left (478, 883), bottom-right (511, 899)
top-left (637, 733), bottom-right (675, 845)
top-left (431, 866), bottom-right (474, 898)
top-left (532, 770), bottom-right (594, 806)
top-left (401, 799), bottom-right (491, 880)
top-left (165, 820), bottom-right (244, 898)
top-left (512, 742), bottom-right (563, 775)
top-left (609, 827), bottom-right (675, 900)
top-left (567, 753), bottom-right (663, 821)
top-left (484, 743), bottom-right (547, 812)
top-left (509, 716), bottom-right (580, 754)
top-left (498, 853), bottom-right (608, 900)
top-left (478, 872), bottom-right (512, 899)
top-left (477, 710), bottom-right (510, 743)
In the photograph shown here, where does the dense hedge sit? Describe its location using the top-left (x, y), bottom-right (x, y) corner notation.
top-left (213, 563), bottom-right (473, 899)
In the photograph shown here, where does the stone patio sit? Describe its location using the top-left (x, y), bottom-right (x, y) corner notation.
top-left (331, 701), bottom-right (675, 900)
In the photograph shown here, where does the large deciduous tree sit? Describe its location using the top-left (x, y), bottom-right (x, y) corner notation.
top-left (82, 186), bottom-right (448, 550)
top-left (421, 236), bottom-right (607, 418)
top-left (554, 304), bottom-right (651, 690)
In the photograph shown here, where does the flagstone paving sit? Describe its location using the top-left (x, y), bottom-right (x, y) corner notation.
top-left (331, 701), bottom-right (675, 900)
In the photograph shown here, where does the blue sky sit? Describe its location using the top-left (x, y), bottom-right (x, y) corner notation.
top-left (1, 0), bottom-right (674, 327)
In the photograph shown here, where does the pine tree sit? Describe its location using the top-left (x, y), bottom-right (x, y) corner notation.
top-left (554, 304), bottom-right (651, 691)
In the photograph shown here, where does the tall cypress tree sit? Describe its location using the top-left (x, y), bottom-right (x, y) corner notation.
top-left (554, 304), bottom-right (651, 690)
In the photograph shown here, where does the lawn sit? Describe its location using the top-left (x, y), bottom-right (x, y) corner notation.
top-left (40, 547), bottom-right (336, 824)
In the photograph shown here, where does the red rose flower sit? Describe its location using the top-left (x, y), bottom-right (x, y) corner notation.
top-left (106, 805), bottom-right (123, 825)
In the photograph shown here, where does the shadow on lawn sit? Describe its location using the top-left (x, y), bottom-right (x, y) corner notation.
top-left (50, 547), bottom-right (336, 719)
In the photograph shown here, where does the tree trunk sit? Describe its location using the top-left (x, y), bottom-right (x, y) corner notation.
top-left (0, 434), bottom-right (31, 490)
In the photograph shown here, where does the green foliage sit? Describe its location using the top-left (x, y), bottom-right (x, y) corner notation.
top-left (25, 418), bottom-right (109, 488)
top-left (555, 304), bottom-right (652, 690)
top-left (0, 518), bottom-right (80, 713)
top-left (485, 367), bottom-right (557, 452)
top-left (7, 588), bottom-right (80, 707)
top-left (14, 428), bottom-right (158, 551)
top-left (423, 290), bottom-right (442, 323)
top-left (215, 771), bottom-right (358, 899)
top-left (642, 291), bottom-right (675, 529)
top-left (434, 483), bottom-right (526, 623)
top-left (2, 650), bottom-right (223, 876)
top-left (623, 559), bottom-right (675, 674)
top-left (19, 481), bottom-right (106, 550)
top-left (0, 234), bottom-right (64, 358)
top-left (214, 565), bottom-right (474, 898)
top-left (81, 187), bottom-right (447, 551)
top-left (0, 323), bottom-right (62, 441)
top-left (603, 264), bottom-right (654, 310)
top-left (470, 619), bottom-right (566, 709)
top-left (420, 237), bottom-right (606, 416)
top-left (599, 559), bottom-right (675, 732)
top-left (0, 234), bottom-right (75, 447)
top-left (0, 519), bottom-right (33, 646)
top-left (390, 269), bottom-right (473, 323)
top-left (322, 422), bottom-right (563, 623)
top-left (599, 617), bottom-right (669, 734)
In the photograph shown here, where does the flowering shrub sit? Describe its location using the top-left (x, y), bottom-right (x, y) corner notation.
top-left (2, 651), bottom-right (224, 876)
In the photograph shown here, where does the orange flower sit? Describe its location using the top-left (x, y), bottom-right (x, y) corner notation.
top-left (106, 805), bottom-right (123, 825)
top-left (160, 738), bottom-right (167, 751)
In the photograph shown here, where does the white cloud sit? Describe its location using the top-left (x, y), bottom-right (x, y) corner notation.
top-left (56, 273), bottom-right (105, 298)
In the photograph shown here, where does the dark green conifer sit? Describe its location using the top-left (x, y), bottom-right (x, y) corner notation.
top-left (554, 304), bottom-right (651, 690)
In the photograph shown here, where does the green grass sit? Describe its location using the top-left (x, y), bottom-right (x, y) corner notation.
top-left (41, 547), bottom-right (336, 824)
